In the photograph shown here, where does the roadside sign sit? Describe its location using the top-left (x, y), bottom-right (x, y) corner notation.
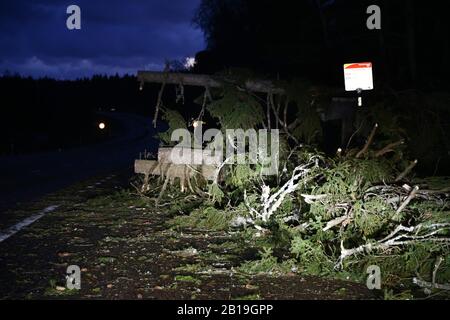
top-left (343, 62), bottom-right (373, 92)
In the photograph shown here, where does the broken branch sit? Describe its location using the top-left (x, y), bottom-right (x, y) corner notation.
top-left (395, 159), bottom-right (418, 182)
top-left (137, 71), bottom-right (285, 94)
top-left (394, 185), bottom-right (419, 216)
top-left (375, 140), bottom-right (404, 157)
top-left (356, 123), bottom-right (378, 158)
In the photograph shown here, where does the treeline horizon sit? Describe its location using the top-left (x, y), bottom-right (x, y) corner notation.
top-left (0, 72), bottom-right (205, 156)
top-left (0, 73), bottom-right (153, 155)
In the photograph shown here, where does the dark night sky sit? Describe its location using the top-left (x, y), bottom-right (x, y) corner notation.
top-left (0, 0), bottom-right (205, 79)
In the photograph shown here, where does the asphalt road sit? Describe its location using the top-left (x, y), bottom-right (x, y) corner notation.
top-left (0, 112), bottom-right (159, 213)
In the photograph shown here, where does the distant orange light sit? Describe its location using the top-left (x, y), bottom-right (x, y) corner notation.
top-left (99, 122), bottom-right (106, 130)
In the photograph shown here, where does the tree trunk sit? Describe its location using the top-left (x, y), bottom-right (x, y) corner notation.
top-left (137, 71), bottom-right (285, 94)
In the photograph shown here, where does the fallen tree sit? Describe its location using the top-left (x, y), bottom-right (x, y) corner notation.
top-left (136, 73), bottom-right (450, 297)
top-left (137, 71), bottom-right (285, 94)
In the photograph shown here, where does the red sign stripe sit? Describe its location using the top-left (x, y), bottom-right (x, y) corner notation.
top-left (344, 62), bottom-right (372, 69)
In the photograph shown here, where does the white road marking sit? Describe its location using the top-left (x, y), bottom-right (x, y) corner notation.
top-left (0, 205), bottom-right (60, 243)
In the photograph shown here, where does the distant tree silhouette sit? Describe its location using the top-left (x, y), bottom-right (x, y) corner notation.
top-left (193, 0), bottom-right (324, 78)
top-left (193, 0), bottom-right (450, 89)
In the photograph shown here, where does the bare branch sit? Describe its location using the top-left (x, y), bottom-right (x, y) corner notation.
top-left (413, 278), bottom-right (450, 291)
top-left (395, 159), bottom-right (418, 182)
top-left (137, 71), bottom-right (285, 94)
top-left (153, 74), bottom-right (168, 128)
top-left (323, 215), bottom-right (349, 231)
top-left (266, 92), bottom-right (272, 129)
top-left (301, 194), bottom-right (328, 204)
top-left (246, 156), bottom-right (319, 222)
top-left (394, 185), bottom-right (420, 216)
top-left (337, 222), bottom-right (450, 268)
top-left (375, 140), bottom-right (404, 157)
top-left (356, 123), bottom-right (378, 158)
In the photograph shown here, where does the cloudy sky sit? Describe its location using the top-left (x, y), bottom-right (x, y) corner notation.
top-left (0, 0), bottom-right (205, 79)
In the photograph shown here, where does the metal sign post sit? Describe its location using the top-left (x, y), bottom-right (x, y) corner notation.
top-left (357, 88), bottom-right (363, 107)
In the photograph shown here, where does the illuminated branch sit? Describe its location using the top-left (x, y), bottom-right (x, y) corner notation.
top-left (323, 215), bottom-right (349, 231)
top-left (336, 223), bottom-right (450, 269)
top-left (394, 185), bottom-right (419, 216)
top-left (245, 157), bottom-right (319, 222)
top-left (413, 256), bottom-right (450, 292)
top-left (300, 194), bottom-right (328, 204)
top-left (413, 278), bottom-right (450, 291)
